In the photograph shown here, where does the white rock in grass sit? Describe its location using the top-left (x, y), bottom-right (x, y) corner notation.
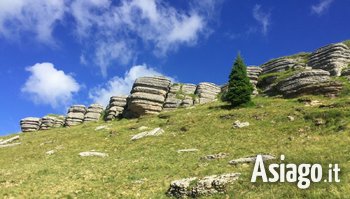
top-left (228, 154), bottom-right (275, 165)
top-left (79, 151), bottom-right (108, 157)
top-left (46, 150), bottom-right (55, 155)
top-left (177, 148), bottom-right (199, 153)
top-left (131, 127), bottom-right (164, 141)
top-left (233, 120), bottom-right (250, 128)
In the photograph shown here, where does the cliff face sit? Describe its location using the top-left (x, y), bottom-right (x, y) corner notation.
top-left (20, 40), bottom-right (350, 132)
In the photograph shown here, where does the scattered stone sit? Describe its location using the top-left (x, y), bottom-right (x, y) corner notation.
top-left (166, 173), bottom-right (241, 198)
top-left (0, 143), bottom-right (21, 148)
top-left (228, 154), bottom-right (275, 165)
top-left (79, 151), bottom-right (108, 157)
top-left (84, 104), bottom-right (104, 122)
top-left (287, 116), bottom-right (295, 121)
top-left (0, 135), bottom-right (19, 145)
top-left (124, 76), bottom-right (171, 117)
top-left (177, 149), bottom-right (199, 153)
top-left (305, 100), bottom-right (323, 107)
top-left (314, 118), bottom-right (326, 126)
top-left (20, 117), bottom-right (41, 132)
top-left (233, 120), bottom-right (250, 128)
top-left (137, 126), bottom-right (148, 131)
top-left (46, 150), bottom-right (55, 155)
top-left (131, 127), bottom-right (164, 141)
top-left (105, 96), bottom-right (127, 121)
top-left (95, 125), bottom-right (109, 131)
top-left (195, 82), bottom-right (221, 104)
top-left (201, 153), bottom-right (228, 160)
top-left (65, 105), bottom-right (86, 126)
top-left (308, 42), bottom-right (350, 76)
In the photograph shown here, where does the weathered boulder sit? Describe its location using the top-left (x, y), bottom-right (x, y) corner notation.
top-left (65, 105), bottom-right (86, 126)
top-left (274, 69), bottom-right (342, 97)
top-left (164, 83), bottom-right (196, 111)
top-left (131, 127), bottom-right (164, 141)
top-left (105, 96), bottom-right (127, 121)
top-left (195, 82), bottom-right (221, 104)
top-left (261, 54), bottom-right (309, 75)
top-left (20, 117), bottom-right (41, 132)
top-left (40, 116), bottom-right (56, 130)
top-left (247, 66), bottom-right (263, 95)
top-left (167, 173), bottom-right (240, 198)
top-left (84, 104), bottom-right (104, 122)
top-left (308, 43), bottom-right (350, 76)
top-left (124, 76), bottom-right (171, 117)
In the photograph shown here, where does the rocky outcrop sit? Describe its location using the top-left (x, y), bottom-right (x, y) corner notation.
top-left (261, 54), bottom-right (309, 75)
top-left (124, 76), bottom-right (171, 117)
top-left (105, 96), bottom-right (127, 121)
top-left (163, 83), bottom-right (196, 111)
top-left (308, 43), bottom-right (350, 76)
top-left (40, 116), bottom-right (64, 130)
top-left (65, 105), bottom-right (87, 126)
top-left (274, 69), bottom-right (342, 97)
top-left (167, 173), bottom-right (240, 198)
top-left (84, 104), bottom-right (104, 122)
top-left (247, 66), bottom-right (262, 95)
top-left (195, 82), bottom-right (221, 104)
top-left (20, 117), bottom-right (41, 132)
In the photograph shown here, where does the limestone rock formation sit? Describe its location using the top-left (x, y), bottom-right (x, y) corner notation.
top-left (195, 82), bottom-right (221, 104)
top-left (308, 43), bottom-right (350, 76)
top-left (40, 116), bottom-right (57, 130)
top-left (124, 76), bottom-right (171, 117)
top-left (20, 117), bottom-right (41, 132)
top-left (84, 104), bottom-right (104, 122)
top-left (167, 173), bottom-right (241, 198)
top-left (274, 69), bottom-right (342, 97)
top-left (247, 66), bottom-right (262, 95)
top-left (164, 83), bottom-right (196, 111)
top-left (105, 96), bottom-right (127, 121)
top-left (65, 105), bottom-right (86, 126)
top-left (261, 54), bottom-right (309, 75)
top-left (52, 116), bottom-right (65, 128)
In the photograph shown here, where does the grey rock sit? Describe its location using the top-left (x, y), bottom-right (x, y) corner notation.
top-left (131, 127), bottom-right (164, 141)
top-left (105, 96), bottom-right (127, 121)
top-left (79, 151), bottom-right (108, 157)
top-left (233, 120), bottom-right (250, 128)
top-left (167, 173), bottom-right (240, 198)
top-left (228, 154), bottom-right (275, 165)
top-left (20, 117), bottom-right (41, 132)
top-left (308, 43), bottom-right (350, 76)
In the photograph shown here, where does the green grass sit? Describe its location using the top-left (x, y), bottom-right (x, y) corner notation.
top-left (1, 96), bottom-right (350, 198)
top-left (343, 40), bottom-right (350, 48)
top-left (258, 68), bottom-right (305, 85)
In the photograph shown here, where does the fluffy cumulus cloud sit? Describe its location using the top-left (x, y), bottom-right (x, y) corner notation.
top-left (0, 0), bottom-right (66, 43)
top-left (252, 4), bottom-right (271, 35)
top-left (0, 0), bottom-right (221, 76)
top-left (21, 63), bottom-right (80, 108)
top-left (311, 0), bottom-right (334, 15)
top-left (89, 64), bottom-right (174, 106)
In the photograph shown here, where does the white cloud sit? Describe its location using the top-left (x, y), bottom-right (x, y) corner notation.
top-left (21, 63), bottom-right (80, 108)
top-left (0, 0), bottom-right (221, 76)
top-left (311, 0), bottom-right (334, 15)
top-left (70, 0), bottom-right (217, 76)
top-left (89, 64), bottom-right (174, 106)
top-left (252, 4), bottom-right (271, 35)
top-left (0, 0), bottom-right (66, 43)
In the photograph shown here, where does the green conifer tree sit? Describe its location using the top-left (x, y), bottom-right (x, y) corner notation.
top-left (225, 54), bottom-right (254, 107)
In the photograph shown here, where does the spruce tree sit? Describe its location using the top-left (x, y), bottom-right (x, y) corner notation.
top-left (225, 54), bottom-right (254, 107)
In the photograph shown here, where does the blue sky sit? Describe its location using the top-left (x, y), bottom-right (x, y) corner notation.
top-left (0, 0), bottom-right (349, 135)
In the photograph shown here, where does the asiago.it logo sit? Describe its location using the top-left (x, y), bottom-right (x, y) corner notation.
top-left (251, 155), bottom-right (340, 189)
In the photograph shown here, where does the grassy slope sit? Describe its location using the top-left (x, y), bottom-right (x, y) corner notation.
top-left (0, 96), bottom-right (350, 198)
